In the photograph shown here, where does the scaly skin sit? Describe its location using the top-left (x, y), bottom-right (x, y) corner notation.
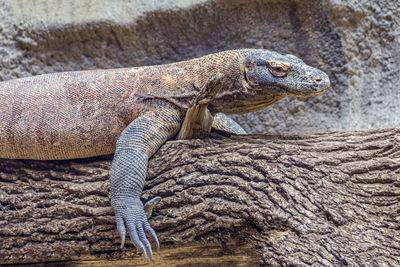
top-left (0, 49), bottom-right (329, 260)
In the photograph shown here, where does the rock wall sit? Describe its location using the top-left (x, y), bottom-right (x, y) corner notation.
top-left (0, 0), bottom-right (398, 134)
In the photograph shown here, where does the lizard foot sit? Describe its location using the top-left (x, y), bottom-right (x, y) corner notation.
top-left (113, 196), bottom-right (159, 261)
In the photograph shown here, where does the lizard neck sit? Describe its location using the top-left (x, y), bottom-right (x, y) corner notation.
top-left (129, 51), bottom-right (246, 111)
top-left (118, 50), bottom-right (253, 125)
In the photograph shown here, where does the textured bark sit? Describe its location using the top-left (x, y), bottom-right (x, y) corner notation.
top-left (1, 128), bottom-right (399, 266)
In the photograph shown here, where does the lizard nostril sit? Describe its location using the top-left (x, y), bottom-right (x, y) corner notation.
top-left (315, 77), bottom-right (322, 82)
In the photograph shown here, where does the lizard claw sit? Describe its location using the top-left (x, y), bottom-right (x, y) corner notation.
top-left (112, 196), bottom-right (159, 261)
top-left (144, 196), bottom-right (162, 219)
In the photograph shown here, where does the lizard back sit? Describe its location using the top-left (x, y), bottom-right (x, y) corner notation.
top-left (0, 50), bottom-right (244, 160)
top-left (0, 68), bottom-right (143, 159)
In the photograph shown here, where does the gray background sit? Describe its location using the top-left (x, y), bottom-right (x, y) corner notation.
top-left (0, 0), bottom-right (398, 134)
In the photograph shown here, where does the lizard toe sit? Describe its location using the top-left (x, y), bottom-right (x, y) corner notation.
top-left (115, 215), bottom-right (126, 248)
top-left (126, 218), bottom-right (147, 261)
top-left (138, 224), bottom-right (153, 260)
top-left (144, 196), bottom-right (162, 219)
top-left (144, 220), bottom-right (160, 252)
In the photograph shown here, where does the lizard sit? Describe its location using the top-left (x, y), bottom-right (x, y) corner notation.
top-left (0, 49), bottom-right (330, 261)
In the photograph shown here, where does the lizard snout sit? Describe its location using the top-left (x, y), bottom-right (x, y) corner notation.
top-left (310, 70), bottom-right (330, 94)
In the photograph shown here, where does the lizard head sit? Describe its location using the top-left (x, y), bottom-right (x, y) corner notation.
top-left (210, 49), bottom-right (330, 114)
top-left (242, 50), bottom-right (330, 97)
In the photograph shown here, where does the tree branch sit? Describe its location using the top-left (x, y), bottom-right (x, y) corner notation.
top-left (1, 128), bottom-right (399, 266)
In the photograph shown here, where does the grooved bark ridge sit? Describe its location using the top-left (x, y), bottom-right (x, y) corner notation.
top-left (1, 128), bottom-right (399, 266)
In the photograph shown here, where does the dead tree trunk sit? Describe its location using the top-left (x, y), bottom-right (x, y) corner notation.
top-left (1, 128), bottom-right (399, 266)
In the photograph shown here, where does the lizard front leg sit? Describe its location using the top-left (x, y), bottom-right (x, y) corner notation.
top-left (176, 73), bottom-right (224, 140)
top-left (212, 113), bottom-right (247, 135)
top-left (110, 107), bottom-right (181, 261)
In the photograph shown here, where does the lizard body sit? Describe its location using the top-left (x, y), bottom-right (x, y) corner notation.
top-left (0, 49), bottom-right (330, 260)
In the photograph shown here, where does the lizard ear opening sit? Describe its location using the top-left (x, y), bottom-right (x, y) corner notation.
top-left (244, 67), bottom-right (249, 83)
top-left (243, 67), bottom-right (260, 87)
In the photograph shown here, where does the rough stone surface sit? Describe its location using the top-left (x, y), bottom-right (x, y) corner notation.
top-left (0, 0), bottom-right (398, 134)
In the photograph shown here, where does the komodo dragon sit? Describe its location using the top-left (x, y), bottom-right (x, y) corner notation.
top-left (0, 49), bottom-right (330, 260)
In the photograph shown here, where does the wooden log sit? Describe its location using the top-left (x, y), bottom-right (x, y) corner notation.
top-left (1, 128), bottom-right (399, 266)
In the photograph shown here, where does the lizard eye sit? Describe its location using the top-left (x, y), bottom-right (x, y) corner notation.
top-left (269, 61), bottom-right (290, 77)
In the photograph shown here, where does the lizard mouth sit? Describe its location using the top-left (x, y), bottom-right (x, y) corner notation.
top-left (243, 69), bottom-right (330, 97)
top-left (285, 82), bottom-right (329, 97)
